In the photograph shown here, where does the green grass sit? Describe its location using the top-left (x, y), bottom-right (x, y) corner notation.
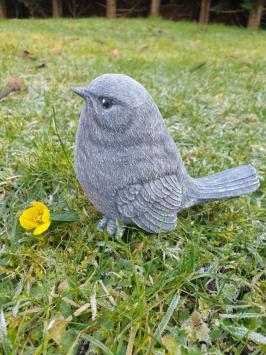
top-left (0, 18), bottom-right (265, 354)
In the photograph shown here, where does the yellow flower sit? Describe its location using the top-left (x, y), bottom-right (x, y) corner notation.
top-left (19, 201), bottom-right (51, 235)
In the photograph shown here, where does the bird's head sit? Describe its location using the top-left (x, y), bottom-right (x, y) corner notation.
top-left (74, 74), bottom-right (161, 132)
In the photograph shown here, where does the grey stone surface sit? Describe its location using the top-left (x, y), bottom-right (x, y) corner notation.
top-left (74, 74), bottom-right (259, 236)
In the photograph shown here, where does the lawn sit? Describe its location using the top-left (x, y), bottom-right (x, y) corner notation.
top-left (0, 18), bottom-right (265, 354)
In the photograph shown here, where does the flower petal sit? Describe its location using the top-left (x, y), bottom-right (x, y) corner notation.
top-left (19, 215), bottom-right (38, 229)
top-left (33, 222), bottom-right (51, 235)
top-left (22, 207), bottom-right (40, 219)
top-left (31, 201), bottom-right (48, 211)
top-left (42, 207), bottom-right (51, 224)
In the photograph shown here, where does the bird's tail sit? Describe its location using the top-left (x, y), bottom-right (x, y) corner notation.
top-left (183, 164), bottom-right (259, 209)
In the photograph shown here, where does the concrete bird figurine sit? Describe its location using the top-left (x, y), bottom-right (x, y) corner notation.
top-left (74, 74), bottom-right (259, 237)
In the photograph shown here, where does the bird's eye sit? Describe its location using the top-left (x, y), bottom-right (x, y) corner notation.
top-left (100, 96), bottom-right (112, 109)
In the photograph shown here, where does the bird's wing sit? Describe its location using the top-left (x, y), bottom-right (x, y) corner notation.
top-left (117, 175), bottom-right (182, 233)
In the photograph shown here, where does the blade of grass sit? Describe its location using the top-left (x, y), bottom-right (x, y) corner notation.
top-left (52, 106), bottom-right (74, 172)
top-left (154, 294), bottom-right (180, 338)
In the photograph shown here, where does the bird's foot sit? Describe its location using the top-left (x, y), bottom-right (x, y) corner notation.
top-left (97, 217), bottom-right (124, 239)
top-left (107, 219), bottom-right (125, 239)
top-left (97, 217), bottom-right (108, 231)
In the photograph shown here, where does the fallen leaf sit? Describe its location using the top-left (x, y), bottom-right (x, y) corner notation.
top-left (109, 48), bottom-right (119, 58)
top-left (84, 325), bottom-right (98, 334)
top-left (36, 63), bottom-right (47, 69)
top-left (23, 50), bottom-right (36, 60)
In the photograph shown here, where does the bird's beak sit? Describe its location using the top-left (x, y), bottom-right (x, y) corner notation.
top-left (73, 87), bottom-right (89, 100)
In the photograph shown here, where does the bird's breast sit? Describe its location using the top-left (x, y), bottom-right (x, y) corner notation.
top-left (75, 125), bottom-right (183, 217)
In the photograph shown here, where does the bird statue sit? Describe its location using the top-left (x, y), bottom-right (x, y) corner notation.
top-left (73, 74), bottom-right (259, 237)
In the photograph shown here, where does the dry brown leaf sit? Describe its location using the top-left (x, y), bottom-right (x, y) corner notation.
top-left (36, 63), bottom-right (47, 69)
top-left (23, 50), bottom-right (36, 60)
top-left (110, 48), bottom-right (119, 58)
